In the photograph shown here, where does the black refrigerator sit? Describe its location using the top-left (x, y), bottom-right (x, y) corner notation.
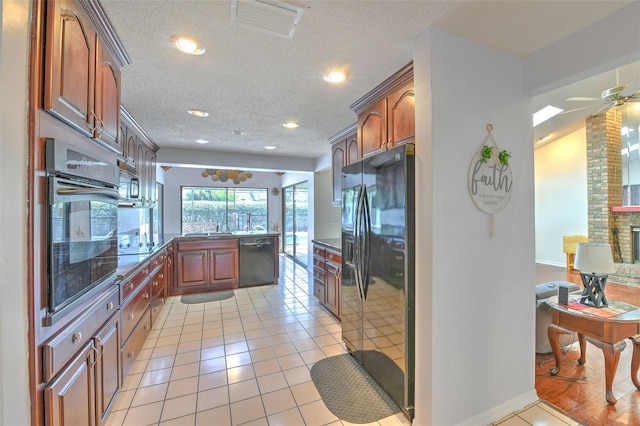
top-left (341, 144), bottom-right (415, 420)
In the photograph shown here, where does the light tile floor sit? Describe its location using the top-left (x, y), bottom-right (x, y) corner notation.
top-left (106, 255), bottom-right (578, 426)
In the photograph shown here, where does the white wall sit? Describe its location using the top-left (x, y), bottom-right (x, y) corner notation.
top-left (534, 128), bottom-right (588, 266)
top-left (162, 167), bottom-right (284, 235)
top-left (313, 169), bottom-right (341, 240)
top-left (0, 0), bottom-right (31, 424)
top-left (413, 27), bottom-right (536, 425)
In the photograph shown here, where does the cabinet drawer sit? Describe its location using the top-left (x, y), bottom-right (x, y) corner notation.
top-left (326, 262), bottom-right (342, 279)
top-left (120, 285), bottom-right (150, 342)
top-left (121, 308), bottom-right (150, 380)
top-left (313, 279), bottom-right (325, 303)
top-left (313, 265), bottom-right (326, 282)
top-left (177, 238), bottom-right (237, 252)
top-left (313, 245), bottom-right (326, 258)
top-left (150, 287), bottom-right (166, 328)
top-left (120, 263), bottom-right (150, 303)
top-left (42, 286), bottom-right (119, 382)
top-left (149, 250), bottom-right (165, 270)
top-left (149, 265), bottom-right (165, 295)
top-left (313, 255), bottom-right (325, 269)
top-left (326, 249), bottom-right (342, 265)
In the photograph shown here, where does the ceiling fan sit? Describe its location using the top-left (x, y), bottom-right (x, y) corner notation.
top-left (566, 70), bottom-right (640, 116)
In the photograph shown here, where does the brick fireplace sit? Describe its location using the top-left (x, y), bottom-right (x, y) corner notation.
top-left (586, 109), bottom-right (640, 287)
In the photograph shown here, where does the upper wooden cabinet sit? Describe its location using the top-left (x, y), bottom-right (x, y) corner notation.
top-left (43, 0), bottom-right (130, 153)
top-left (329, 123), bottom-right (357, 205)
top-left (351, 62), bottom-right (414, 158)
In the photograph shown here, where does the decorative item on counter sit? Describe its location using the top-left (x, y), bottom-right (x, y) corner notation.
top-left (202, 169), bottom-right (253, 184)
top-left (468, 124), bottom-right (513, 237)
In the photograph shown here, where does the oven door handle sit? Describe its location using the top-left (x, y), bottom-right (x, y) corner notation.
top-left (57, 187), bottom-right (121, 200)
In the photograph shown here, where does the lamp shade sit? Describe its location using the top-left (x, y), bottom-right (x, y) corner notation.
top-left (574, 242), bottom-right (616, 274)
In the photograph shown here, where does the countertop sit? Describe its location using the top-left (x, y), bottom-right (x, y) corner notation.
top-left (312, 238), bottom-right (341, 252)
top-left (116, 232), bottom-right (280, 279)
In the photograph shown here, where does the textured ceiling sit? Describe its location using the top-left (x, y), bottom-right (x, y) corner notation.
top-left (100, 0), bottom-right (636, 162)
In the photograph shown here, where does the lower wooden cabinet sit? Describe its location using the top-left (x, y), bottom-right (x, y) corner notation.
top-left (43, 313), bottom-right (120, 426)
top-left (312, 242), bottom-right (341, 319)
top-left (174, 238), bottom-right (239, 294)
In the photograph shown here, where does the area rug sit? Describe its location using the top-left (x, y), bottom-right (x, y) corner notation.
top-left (310, 353), bottom-right (400, 424)
top-left (180, 291), bottom-right (234, 304)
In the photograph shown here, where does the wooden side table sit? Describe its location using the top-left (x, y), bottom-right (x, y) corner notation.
top-left (546, 296), bottom-right (640, 405)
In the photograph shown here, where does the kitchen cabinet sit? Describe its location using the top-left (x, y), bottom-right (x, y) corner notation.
top-left (329, 123), bottom-right (357, 206)
top-left (149, 250), bottom-right (167, 327)
top-left (351, 62), bottom-right (414, 159)
top-left (166, 243), bottom-right (175, 295)
top-left (43, 0), bottom-right (127, 152)
top-left (312, 242), bottom-right (341, 319)
top-left (42, 287), bottom-right (120, 426)
top-left (174, 239), bottom-right (239, 294)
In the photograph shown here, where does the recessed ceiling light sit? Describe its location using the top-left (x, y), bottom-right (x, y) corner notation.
top-left (188, 109), bottom-right (209, 118)
top-left (283, 121), bottom-right (298, 129)
top-left (533, 105), bottom-right (563, 127)
top-left (323, 70), bottom-right (347, 83)
top-left (232, 130), bottom-right (244, 136)
top-left (171, 35), bottom-right (205, 55)
top-left (195, 139), bottom-right (209, 144)
top-left (264, 146), bottom-right (277, 150)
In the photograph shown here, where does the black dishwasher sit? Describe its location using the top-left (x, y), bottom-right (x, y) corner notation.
top-left (238, 237), bottom-right (276, 287)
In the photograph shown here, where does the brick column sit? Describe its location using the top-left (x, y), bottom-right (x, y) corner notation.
top-left (585, 109), bottom-right (621, 245)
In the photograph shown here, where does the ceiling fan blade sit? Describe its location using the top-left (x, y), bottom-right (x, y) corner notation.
top-left (591, 102), bottom-right (613, 117)
top-left (558, 103), bottom-right (602, 115)
top-left (620, 79), bottom-right (640, 97)
top-left (566, 96), bottom-right (600, 101)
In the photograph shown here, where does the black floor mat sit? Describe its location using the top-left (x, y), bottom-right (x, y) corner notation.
top-left (180, 290), bottom-right (234, 304)
top-left (310, 353), bottom-right (401, 424)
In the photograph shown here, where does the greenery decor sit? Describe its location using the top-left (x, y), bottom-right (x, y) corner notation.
top-left (498, 149), bottom-right (511, 167)
top-left (481, 145), bottom-right (493, 163)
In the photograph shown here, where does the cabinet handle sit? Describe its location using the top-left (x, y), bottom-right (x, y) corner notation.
top-left (152, 280), bottom-right (158, 287)
top-left (168, 257), bottom-right (172, 266)
top-left (143, 292), bottom-right (149, 300)
top-left (106, 302), bottom-right (114, 310)
top-left (127, 351), bottom-right (135, 358)
top-left (127, 313), bottom-right (134, 320)
top-left (87, 110), bottom-right (97, 133)
top-left (72, 332), bottom-right (82, 344)
top-left (143, 268), bottom-right (149, 275)
top-left (159, 273), bottom-right (164, 279)
top-left (127, 282), bottom-right (134, 290)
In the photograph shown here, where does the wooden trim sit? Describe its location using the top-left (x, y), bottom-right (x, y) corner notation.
top-left (328, 122), bottom-right (357, 145)
top-left (79, 0), bottom-right (131, 67)
top-left (350, 61), bottom-right (413, 114)
top-left (611, 206), bottom-right (640, 212)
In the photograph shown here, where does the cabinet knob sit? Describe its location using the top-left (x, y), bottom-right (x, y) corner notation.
top-left (127, 351), bottom-right (135, 358)
top-left (72, 332), bottom-right (82, 344)
top-left (127, 313), bottom-right (134, 320)
top-left (106, 302), bottom-right (114, 310)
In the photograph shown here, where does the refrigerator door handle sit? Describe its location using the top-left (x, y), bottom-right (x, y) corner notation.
top-left (361, 186), bottom-right (372, 299)
top-left (353, 185), bottom-right (364, 301)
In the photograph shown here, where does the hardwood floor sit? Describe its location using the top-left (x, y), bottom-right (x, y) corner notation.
top-left (535, 264), bottom-right (640, 425)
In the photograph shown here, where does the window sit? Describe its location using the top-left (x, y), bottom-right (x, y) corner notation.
top-left (181, 186), bottom-right (268, 234)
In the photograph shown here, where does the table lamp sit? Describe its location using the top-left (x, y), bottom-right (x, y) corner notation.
top-left (573, 242), bottom-right (616, 307)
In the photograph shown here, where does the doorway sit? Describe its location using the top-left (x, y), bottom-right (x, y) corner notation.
top-left (283, 181), bottom-right (308, 266)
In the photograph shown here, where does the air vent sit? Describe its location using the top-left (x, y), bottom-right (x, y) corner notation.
top-left (230, 0), bottom-right (305, 39)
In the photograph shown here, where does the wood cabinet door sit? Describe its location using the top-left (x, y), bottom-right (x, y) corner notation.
top-left (44, 343), bottom-right (96, 426)
top-left (125, 133), bottom-right (137, 168)
top-left (346, 134), bottom-right (359, 165)
top-left (210, 249), bottom-right (238, 285)
top-left (325, 262), bottom-right (341, 317)
top-left (44, 0), bottom-right (95, 137)
top-left (94, 42), bottom-right (121, 151)
top-left (331, 140), bottom-right (346, 205)
top-left (166, 247), bottom-right (174, 293)
top-left (359, 98), bottom-right (387, 158)
top-left (95, 316), bottom-right (120, 424)
top-left (177, 250), bottom-right (208, 288)
top-left (387, 83), bottom-right (415, 148)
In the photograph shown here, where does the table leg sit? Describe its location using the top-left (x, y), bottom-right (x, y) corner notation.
top-left (630, 335), bottom-right (640, 390)
top-left (587, 337), bottom-right (626, 405)
top-left (548, 324), bottom-right (572, 376)
top-left (577, 333), bottom-right (586, 365)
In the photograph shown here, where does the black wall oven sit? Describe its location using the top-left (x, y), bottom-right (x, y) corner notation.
top-left (46, 139), bottom-right (120, 324)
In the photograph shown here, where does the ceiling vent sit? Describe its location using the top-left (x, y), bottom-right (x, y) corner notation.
top-left (230, 0), bottom-right (305, 39)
